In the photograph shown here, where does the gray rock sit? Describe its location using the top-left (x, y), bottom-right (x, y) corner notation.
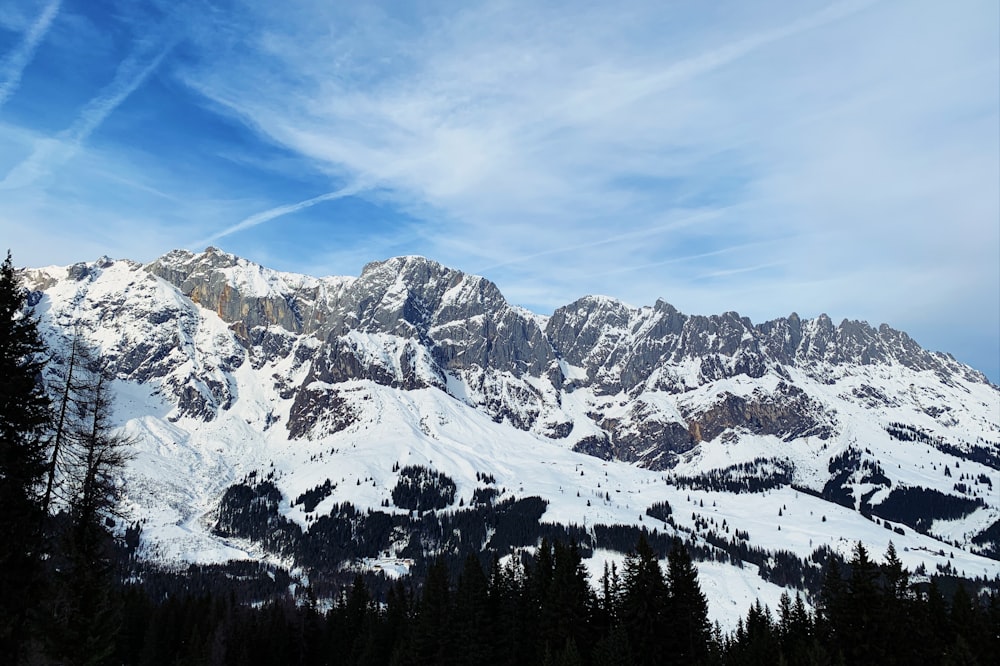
top-left (38, 249), bottom-right (991, 465)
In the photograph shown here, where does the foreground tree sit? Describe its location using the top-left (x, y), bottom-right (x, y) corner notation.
top-left (42, 327), bottom-right (97, 513)
top-left (46, 367), bottom-right (133, 665)
top-left (620, 535), bottom-right (667, 665)
top-left (665, 537), bottom-right (713, 664)
top-left (0, 251), bottom-right (51, 664)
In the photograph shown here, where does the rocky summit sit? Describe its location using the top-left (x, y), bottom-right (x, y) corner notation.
top-left (22, 248), bottom-right (1000, 628)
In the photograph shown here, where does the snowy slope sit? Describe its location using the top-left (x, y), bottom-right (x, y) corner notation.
top-left (21, 251), bottom-right (1000, 628)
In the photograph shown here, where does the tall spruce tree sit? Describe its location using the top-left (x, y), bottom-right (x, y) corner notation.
top-left (452, 553), bottom-right (492, 665)
top-left (0, 251), bottom-right (51, 664)
top-left (541, 541), bottom-right (592, 659)
top-left (842, 541), bottom-right (882, 664)
top-left (409, 558), bottom-right (452, 666)
top-left (621, 535), bottom-right (668, 665)
top-left (665, 537), bottom-right (713, 665)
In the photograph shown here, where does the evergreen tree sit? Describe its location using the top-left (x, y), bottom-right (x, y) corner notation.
top-left (46, 368), bottom-right (133, 665)
top-left (665, 537), bottom-right (712, 664)
top-left (880, 541), bottom-right (916, 663)
top-left (539, 541), bottom-right (592, 659)
top-left (376, 580), bottom-right (410, 666)
top-left (842, 541), bottom-right (882, 664)
top-left (921, 579), bottom-right (951, 661)
top-left (621, 535), bottom-right (668, 666)
top-left (341, 575), bottom-right (373, 665)
top-left (0, 251), bottom-right (51, 664)
top-left (881, 541), bottom-right (909, 602)
top-left (593, 561), bottom-right (622, 642)
top-left (782, 592), bottom-right (816, 663)
top-left (815, 555), bottom-right (845, 656)
top-left (591, 623), bottom-right (631, 666)
top-left (488, 554), bottom-right (531, 666)
top-left (409, 558), bottom-right (451, 666)
top-left (948, 584), bottom-right (986, 663)
top-left (452, 553), bottom-right (491, 665)
top-left (42, 328), bottom-right (96, 513)
top-left (741, 600), bottom-right (780, 664)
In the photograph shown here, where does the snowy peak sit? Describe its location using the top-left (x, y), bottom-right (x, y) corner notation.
top-left (19, 249), bottom-right (1000, 628)
top-left (146, 247), bottom-right (351, 337)
top-left (771, 314), bottom-right (985, 383)
top-left (348, 255), bottom-right (508, 337)
top-left (25, 251), bottom-right (995, 451)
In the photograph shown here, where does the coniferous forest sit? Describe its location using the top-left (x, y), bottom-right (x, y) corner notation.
top-left (1, 250), bottom-right (999, 665)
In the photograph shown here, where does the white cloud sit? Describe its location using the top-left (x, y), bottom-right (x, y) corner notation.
top-left (3, 0), bottom-right (997, 377)
top-left (173, 2), bottom-right (997, 376)
top-left (1, 39), bottom-right (171, 189)
top-left (0, 0), bottom-right (60, 109)
top-left (191, 182), bottom-right (370, 248)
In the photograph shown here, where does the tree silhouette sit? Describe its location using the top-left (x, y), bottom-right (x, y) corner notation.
top-left (0, 251), bottom-right (51, 663)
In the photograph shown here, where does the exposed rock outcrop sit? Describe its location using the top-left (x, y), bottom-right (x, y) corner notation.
top-left (24, 249), bottom-right (994, 468)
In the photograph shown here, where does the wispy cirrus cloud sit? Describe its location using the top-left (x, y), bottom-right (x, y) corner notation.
top-left (1, 1), bottom-right (996, 379)
top-left (192, 181), bottom-right (369, 248)
top-left (0, 0), bottom-right (60, 109)
top-left (1, 40), bottom-right (172, 189)
top-left (179, 1), bottom-right (879, 266)
top-left (171, 0), bottom-right (997, 376)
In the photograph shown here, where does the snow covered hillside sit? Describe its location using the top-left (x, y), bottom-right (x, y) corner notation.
top-left (21, 249), bottom-right (1000, 628)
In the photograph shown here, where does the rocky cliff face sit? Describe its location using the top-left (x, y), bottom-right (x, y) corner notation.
top-left (26, 249), bottom-right (993, 471)
top-left (20, 248), bottom-right (1000, 593)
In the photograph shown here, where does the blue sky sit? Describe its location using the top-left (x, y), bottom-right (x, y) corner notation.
top-left (1, 0), bottom-right (998, 382)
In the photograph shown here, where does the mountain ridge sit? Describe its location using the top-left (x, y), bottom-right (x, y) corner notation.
top-left (19, 248), bottom-right (1000, 628)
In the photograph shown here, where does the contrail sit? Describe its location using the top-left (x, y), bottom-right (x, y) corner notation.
top-left (193, 182), bottom-right (369, 247)
top-left (67, 44), bottom-right (172, 143)
top-left (475, 208), bottom-right (727, 273)
top-left (587, 239), bottom-right (778, 278)
top-left (0, 42), bottom-right (172, 189)
top-left (694, 261), bottom-right (784, 280)
top-left (0, 0), bottom-right (61, 109)
top-left (612, 0), bottom-right (876, 111)
top-left (663, 0), bottom-right (873, 86)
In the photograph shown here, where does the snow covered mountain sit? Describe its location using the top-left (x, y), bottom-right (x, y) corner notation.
top-left (22, 248), bottom-right (1000, 628)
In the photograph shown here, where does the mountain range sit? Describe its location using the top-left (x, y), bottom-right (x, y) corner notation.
top-left (22, 247), bottom-right (1000, 628)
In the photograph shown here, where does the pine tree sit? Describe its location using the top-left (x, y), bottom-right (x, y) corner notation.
top-left (488, 554), bottom-right (531, 666)
top-left (46, 368), bottom-right (133, 665)
top-left (342, 575), bottom-right (373, 664)
top-left (0, 251), bottom-right (51, 664)
top-left (377, 580), bottom-right (410, 665)
top-left (815, 554), bottom-right (845, 656)
top-left (881, 541), bottom-right (909, 602)
top-left (842, 541), bottom-right (882, 664)
top-left (787, 592), bottom-right (815, 662)
top-left (741, 599), bottom-right (780, 663)
top-left (541, 541), bottom-right (592, 659)
top-left (665, 538), bottom-right (712, 665)
top-left (921, 579), bottom-right (951, 660)
top-left (410, 558), bottom-right (452, 666)
top-left (452, 553), bottom-right (491, 665)
top-left (620, 535), bottom-right (668, 666)
top-left (42, 328), bottom-right (96, 513)
top-left (880, 541), bottom-right (915, 663)
top-left (594, 561), bottom-right (622, 640)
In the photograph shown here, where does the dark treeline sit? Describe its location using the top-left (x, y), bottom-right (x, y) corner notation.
top-left (728, 541), bottom-right (1000, 665)
top-left (886, 422), bottom-right (1000, 471)
top-left (666, 458), bottom-right (795, 495)
top-left (213, 471), bottom-right (845, 597)
top-left (113, 536), bottom-right (717, 666)
top-left (108, 537), bottom-right (999, 666)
